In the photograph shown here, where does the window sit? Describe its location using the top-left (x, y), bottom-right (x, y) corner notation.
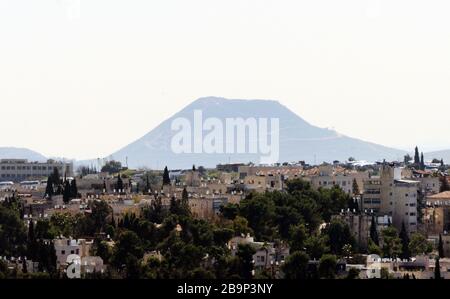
top-left (61, 250), bottom-right (65, 255)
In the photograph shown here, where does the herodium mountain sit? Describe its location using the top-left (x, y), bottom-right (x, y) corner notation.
top-left (105, 97), bottom-right (407, 169)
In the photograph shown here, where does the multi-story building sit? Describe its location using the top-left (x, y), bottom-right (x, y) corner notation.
top-left (362, 164), bottom-right (419, 234)
top-left (308, 165), bottom-right (369, 195)
top-left (0, 159), bottom-right (73, 182)
top-left (54, 238), bottom-right (93, 270)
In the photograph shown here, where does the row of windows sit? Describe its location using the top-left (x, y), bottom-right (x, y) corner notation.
top-left (318, 180), bottom-right (352, 186)
top-left (364, 199), bottom-right (381, 204)
top-left (60, 249), bottom-right (80, 255)
top-left (1, 165), bottom-right (63, 171)
top-left (1, 173), bottom-right (48, 178)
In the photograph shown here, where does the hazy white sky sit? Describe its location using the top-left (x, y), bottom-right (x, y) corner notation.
top-left (1, 0), bottom-right (450, 160)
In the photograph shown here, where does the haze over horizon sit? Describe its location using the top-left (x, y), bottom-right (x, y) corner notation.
top-left (1, 0), bottom-right (450, 159)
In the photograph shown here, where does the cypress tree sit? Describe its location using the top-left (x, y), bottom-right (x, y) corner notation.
top-left (438, 234), bottom-right (444, 258)
top-left (399, 222), bottom-right (410, 260)
top-left (70, 179), bottom-right (78, 198)
top-left (370, 215), bottom-right (379, 245)
top-left (352, 178), bottom-right (360, 196)
top-left (414, 146), bottom-right (420, 164)
top-left (435, 257), bottom-right (441, 279)
top-left (117, 174), bottom-right (124, 192)
top-left (420, 152), bottom-right (425, 170)
top-left (182, 187), bottom-right (188, 203)
top-left (45, 176), bottom-right (53, 199)
top-left (162, 166), bottom-right (171, 186)
top-left (63, 180), bottom-right (71, 204)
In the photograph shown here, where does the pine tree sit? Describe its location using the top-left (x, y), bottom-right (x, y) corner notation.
top-left (370, 215), bottom-right (379, 245)
top-left (438, 234), bottom-right (444, 258)
top-left (192, 165), bottom-right (196, 172)
top-left (435, 257), bottom-right (442, 279)
top-left (162, 166), bottom-right (171, 186)
top-left (399, 222), bottom-right (410, 260)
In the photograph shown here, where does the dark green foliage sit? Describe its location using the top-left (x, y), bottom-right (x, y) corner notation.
top-left (399, 222), bottom-right (410, 260)
top-left (162, 166), bottom-right (171, 186)
top-left (318, 254), bottom-right (337, 279)
top-left (370, 215), bottom-right (379, 245)
top-left (439, 234), bottom-right (444, 258)
top-left (0, 206), bottom-right (27, 256)
top-left (282, 251), bottom-right (310, 279)
top-left (325, 218), bottom-right (355, 255)
top-left (101, 160), bottom-right (123, 174)
top-left (236, 244), bottom-right (256, 279)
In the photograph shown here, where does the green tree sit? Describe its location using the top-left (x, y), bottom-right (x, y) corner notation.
top-left (326, 218), bottom-right (355, 256)
top-left (112, 230), bottom-right (144, 277)
top-left (435, 257), bottom-right (441, 279)
top-left (370, 215), bottom-right (379, 245)
top-left (304, 235), bottom-right (328, 260)
top-left (162, 166), bottom-right (171, 186)
top-left (409, 233), bottom-right (432, 256)
top-left (220, 203), bottom-right (239, 220)
top-left (381, 227), bottom-right (402, 258)
top-left (63, 180), bottom-right (71, 204)
top-left (420, 152), bottom-right (425, 170)
top-left (116, 174), bottom-right (124, 192)
top-left (318, 254), bottom-right (337, 279)
top-left (289, 224), bottom-right (308, 253)
top-left (236, 244), bottom-right (256, 279)
top-left (70, 179), bottom-right (78, 198)
top-left (282, 251), bottom-right (310, 279)
top-left (414, 146), bottom-right (420, 165)
top-left (232, 216), bottom-right (253, 236)
top-left (399, 222), bottom-right (410, 259)
top-left (438, 234), bottom-right (445, 258)
top-left (101, 160), bottom-right (122, 174)
top-left (352, 179), bottom-right (360, 196)
top-left (0, 206), bottom-right (27, 257)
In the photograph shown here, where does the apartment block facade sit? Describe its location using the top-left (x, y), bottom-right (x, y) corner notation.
top-left (0, 159), bottom-right (73, 182)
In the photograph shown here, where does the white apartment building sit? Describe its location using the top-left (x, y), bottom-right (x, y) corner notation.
top-left (0, 159), bottom-right (73, 182)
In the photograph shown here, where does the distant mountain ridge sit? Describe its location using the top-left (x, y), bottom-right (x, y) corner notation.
top-left (0, 147), bottom-right (47, 162)
top-left (106, 97), bottom-right (408, 169)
